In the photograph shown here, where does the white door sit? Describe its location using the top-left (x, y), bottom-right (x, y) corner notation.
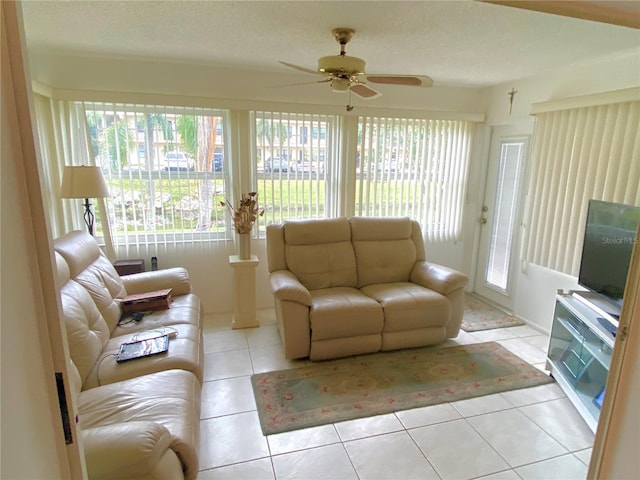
top-left (475, 125), bottom-right (529, 311)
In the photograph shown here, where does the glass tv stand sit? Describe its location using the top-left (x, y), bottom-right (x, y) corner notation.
top-left (546, 290), bottom-right (618, 432)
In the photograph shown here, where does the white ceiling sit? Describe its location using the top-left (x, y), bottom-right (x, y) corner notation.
top-left (20, 0), bottom-right (640, 89)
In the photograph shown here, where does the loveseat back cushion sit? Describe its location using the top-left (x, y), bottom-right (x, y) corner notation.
top-left (350, 217), bottom-right (417, 287)
top-left (55, 231), bottom-right (127, 332)
top-left (283, 218), bottom-right (357, 290)
top-left (59, 278), bottom-right (111, 386)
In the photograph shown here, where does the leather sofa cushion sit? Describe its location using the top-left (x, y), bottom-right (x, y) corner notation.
top-left (310, 287), bottom-right (384, 341)
top-left (78, 369), bottom-right (201, 480)
top-left (55, 231), bottom-right (127, 331)
top-left (60, 278), bottom-right (111, 385)
top-left (361, 283), bottom-right (451, 331)
top-left (83, 323), bottom-right (203, 388)
top-left (73, 255), bottom-right (128, 332)
top-left (54, 229), bottom-right (107, 278)
top-left (284, 217), bottom-right (351, 245)
top-left (286, 242), bottom-right (357, 290)
top-left (121, 268), bottom-right (193, 297)
top-left (285, 218), bottom-right (357, 290)
top-left (350, 216), bottom-right (413, 241)
top-left (82, 421), bottom-right (181, 480)
top-left (351, 217), bottom-right (417, 287)
top-left (54, 252), bottom-right (71, 289)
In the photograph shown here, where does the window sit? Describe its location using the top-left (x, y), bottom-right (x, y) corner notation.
top-left (253, 112), bottom-right (473, 241)
top-left (356, 116), bottom-right (474, 242)
top-left (83, 102), bottom-right (229, 245)
top-left (254, 111), bottom-right (335, 234)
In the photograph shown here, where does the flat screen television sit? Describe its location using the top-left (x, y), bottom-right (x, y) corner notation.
top-left (578, 199), bottom-right (640, 309)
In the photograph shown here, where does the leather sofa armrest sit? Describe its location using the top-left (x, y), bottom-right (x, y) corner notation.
top-left (81, 421), bottom-right (181, 480)
top-left (270, 270), bottom-right (312, 306)
top-left (410, 261), bottom-right (468, 296)
top-left (121, 268), bottom-right (192, 296)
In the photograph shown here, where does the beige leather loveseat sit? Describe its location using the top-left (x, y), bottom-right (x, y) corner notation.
top-left (267, 217), bottom-right (468, 360)
top-left (54, 230), bottom-right (203, 480)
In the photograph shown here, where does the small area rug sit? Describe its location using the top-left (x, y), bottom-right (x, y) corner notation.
top-left (462, 294), bottom-right (525, 332)
top-left (251, 342), bottom-right (552, 435)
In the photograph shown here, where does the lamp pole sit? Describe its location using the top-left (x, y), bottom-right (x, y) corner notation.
top-left (82, 197), bottom-right (95, 235)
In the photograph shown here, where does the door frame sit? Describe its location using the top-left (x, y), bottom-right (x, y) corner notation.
top-left (3, 2), bottom-right (86, 478)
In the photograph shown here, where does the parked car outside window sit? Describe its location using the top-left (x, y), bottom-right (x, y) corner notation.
top-left (292, 160), bottom-right (318, 175)
top-left (164, 151), bottom-right (195, 171)
top-left (265, 157), bottom-right (289, 173)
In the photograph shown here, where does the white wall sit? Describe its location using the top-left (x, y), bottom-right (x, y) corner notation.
top-left (27, 51), bottom-right (488, 115)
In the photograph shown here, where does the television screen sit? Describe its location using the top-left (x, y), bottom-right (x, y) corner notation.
top-left (578, 200), bottom-right (640, 307)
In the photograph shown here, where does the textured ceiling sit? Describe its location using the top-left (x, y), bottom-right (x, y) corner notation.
top-left (21, 0), bottom-right (640, 88)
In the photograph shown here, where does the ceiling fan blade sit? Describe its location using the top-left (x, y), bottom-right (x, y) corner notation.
top-left (365, 75), bottom-right (434, 88)
top-left (350, 83), bottom-right (382, 99)
top-left (267, 79), bottom-right (331, 88)
top-left (278, 61), bottom-right (322, 76)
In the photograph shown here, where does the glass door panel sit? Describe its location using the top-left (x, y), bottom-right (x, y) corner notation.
top-left (475, 124), bottom-right (530, 310)
top-left (485, 142), bottom-right (524, 291)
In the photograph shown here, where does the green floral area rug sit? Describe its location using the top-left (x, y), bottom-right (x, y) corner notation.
top-left (251, 342), bottom-right (552, 435)
top-left (462, 294), bottom-right (525, 332)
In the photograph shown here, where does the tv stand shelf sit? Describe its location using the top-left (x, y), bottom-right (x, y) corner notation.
top-left (546, 291), bottom-right (616, 432)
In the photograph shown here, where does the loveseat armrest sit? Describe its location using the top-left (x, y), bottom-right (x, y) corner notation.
top-left (410, 261), bottom-right (468, 296)
top-left (121, 268), bottom-right (192, 296)
top-left (82, 422), bottom-right (186, 480)
top-left (270, 270), bottom-right (312, 306)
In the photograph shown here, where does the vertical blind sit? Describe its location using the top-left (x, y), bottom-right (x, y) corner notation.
top-left (83, 102), bottom-right (230, 249)
top-left (254, 111), bottom-right (336, 236)
top-left (356, 117), bottom-right (474, 242)
top-left (522, 100), bottom-right (640, 275)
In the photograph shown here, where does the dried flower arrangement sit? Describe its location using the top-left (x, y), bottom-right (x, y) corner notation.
top-left (220, 191), bottom-right (264, 234)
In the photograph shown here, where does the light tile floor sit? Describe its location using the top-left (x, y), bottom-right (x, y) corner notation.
top-left (197, 310), bottom-right (594, 480)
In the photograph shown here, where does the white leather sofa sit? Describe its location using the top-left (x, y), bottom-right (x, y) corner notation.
top-left (54, 230), bottom-right (203, 480)
top-left (267, 217), bottom-right (468, 360)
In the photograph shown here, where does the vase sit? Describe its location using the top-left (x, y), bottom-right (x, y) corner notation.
top-left (238, 233), bottom-right (251, 260)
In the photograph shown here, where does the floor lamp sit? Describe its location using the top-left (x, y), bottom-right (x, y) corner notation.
top-left (60, 165), bottom-right (110, 236)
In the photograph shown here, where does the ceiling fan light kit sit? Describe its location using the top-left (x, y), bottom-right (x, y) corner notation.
top-left (330, 78), bottom-right (351, 93)
top-left (279, 27), bottom-right (433, 110)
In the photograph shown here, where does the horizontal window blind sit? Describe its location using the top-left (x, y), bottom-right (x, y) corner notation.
top-left (523, 100), bottom-right (640, 275)
top-left (356, 117), bottom-right (474, 242)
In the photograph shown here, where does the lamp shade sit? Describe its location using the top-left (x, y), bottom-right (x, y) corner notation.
top-left (60, 166), bottom-right (109, 199)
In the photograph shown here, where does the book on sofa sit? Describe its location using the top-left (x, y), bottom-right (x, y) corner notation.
top-left (120, 288), bottom-right (173, 313)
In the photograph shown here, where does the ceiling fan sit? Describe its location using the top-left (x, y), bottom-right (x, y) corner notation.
top-left (279, 27), bottom-right (433, 109)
